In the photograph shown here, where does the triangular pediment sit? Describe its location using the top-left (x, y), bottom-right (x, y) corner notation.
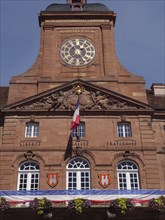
top-left (3, 79), bottom-right (152, 113)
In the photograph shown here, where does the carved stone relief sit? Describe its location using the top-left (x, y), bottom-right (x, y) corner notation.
top-left (72, 146), bottom-right (94, 159)
top-left (14, 84), bottom-right (147, 111)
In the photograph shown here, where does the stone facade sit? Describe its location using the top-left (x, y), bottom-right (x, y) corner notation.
top-left (0, 0), bottom-right (165, 194)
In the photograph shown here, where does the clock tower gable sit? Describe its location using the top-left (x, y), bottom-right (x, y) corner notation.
top-left (8, 0), bottom-right (148, 105)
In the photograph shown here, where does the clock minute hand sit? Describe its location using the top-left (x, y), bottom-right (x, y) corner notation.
top-left (78, 52), bottom-right (87, 62)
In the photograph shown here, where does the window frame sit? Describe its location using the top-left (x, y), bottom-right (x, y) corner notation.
top-left (117, 160), bottom-right (140, 190)
top-left (66, 157), bottom-right (90, 190)
top-left (71, 122), bottom-right (85, 139)
top-left (117, 122), bottom-right (132, 138)
top-left (17, 161), bottom-right (40, 190)
top-left (25, 122), bottom-right (39, 138)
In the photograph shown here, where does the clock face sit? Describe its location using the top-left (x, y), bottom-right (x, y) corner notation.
top-left (60, 38), bottom-right (95, 66)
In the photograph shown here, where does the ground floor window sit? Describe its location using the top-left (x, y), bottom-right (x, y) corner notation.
top-left (117, 160), bottom-right (140, 190)
top-left (66, 157), bottom-right (90, 190)
top-left (17, 161), bottom-right (40, 190)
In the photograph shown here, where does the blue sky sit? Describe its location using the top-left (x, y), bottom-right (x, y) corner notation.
top-left (0, 0), bottom-right (164, 89)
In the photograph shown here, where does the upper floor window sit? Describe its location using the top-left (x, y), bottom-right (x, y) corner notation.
top-left (25, 122), bottom-right (39, 138)
top-left (117, 123), bottom-right (132, 137)
top-left (72, 122), bottom-right (85, 139)
top-left (66, 157), bottom-right (90, 190)
top-left (117, 160), bottom-right (140, 190)
top-left (17, 161), bottom-right (40, 190)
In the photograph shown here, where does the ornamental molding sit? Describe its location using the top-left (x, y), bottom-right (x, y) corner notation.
top-left (72, 146), bottom-right (94, 159)
top-left (114, 151), bottom-right (139, 159)
top-left (112, 151), bottom-right (145, 167)
top-left (4, 79), bottom-right (152, 112)
top-left (12, 150), bottom-right (44, 169)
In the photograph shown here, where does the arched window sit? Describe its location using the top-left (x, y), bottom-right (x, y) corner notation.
top-left (117, 160), bottom-right (140, 190)
top-left (17, 161), bottom-right (40, 190)
top-left (66, 157), bottom-right (90, 190)
top-left (25, 122), bottom-right (39, 138)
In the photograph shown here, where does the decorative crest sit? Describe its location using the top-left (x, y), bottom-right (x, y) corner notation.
top-left (24, 150), bottom-right (35, 160)
top-left (72, 146), bottom-right (94, 159)
top-left (46, 173), bottom-right (59, 188)
top-left (98, 173), bottom-right (111, 188)
top-left (72, 84), bottom-right (85, 95)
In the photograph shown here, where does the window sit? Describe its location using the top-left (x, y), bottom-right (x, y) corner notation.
top-left (66, 157), bottom-right (90, 190)
top-left (117, 123), bottom-right (132, 137)
top-left (25, 122), bottom-right (39, 138)
top-left (17, 161), bottom-right (40, 190)
top-left (117, 160), bottom-right (140, 190)
top-left (72, 122), bottom-right (85, 139)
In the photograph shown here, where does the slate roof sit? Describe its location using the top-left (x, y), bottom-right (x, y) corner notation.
top-left (147, 90), bottom-right (165, 110)
top-left (46, 3), bottom-right (111, 12)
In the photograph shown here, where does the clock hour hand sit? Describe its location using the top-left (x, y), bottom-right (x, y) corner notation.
top-left (72, 49), bottom-right (86, 62)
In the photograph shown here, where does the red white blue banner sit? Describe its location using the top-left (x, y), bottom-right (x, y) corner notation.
top-left (0, 190), bottom-right (164, 205)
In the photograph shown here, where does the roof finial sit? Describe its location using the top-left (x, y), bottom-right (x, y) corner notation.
top-left (67, 0), bottom-right (87, 11)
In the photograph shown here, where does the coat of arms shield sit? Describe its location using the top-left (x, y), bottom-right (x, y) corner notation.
top-left (46, 173), bottom-right (59, 188)
top-left (98, 173), bottom-right (110, 188)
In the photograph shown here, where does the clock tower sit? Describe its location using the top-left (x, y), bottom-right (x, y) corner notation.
top-left (8, 0), bottom-right (147, 104)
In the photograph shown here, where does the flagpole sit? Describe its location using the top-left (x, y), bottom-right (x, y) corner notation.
top-left (65, 84), bottom-right (84, 160)
top-left (77, 93), bottom-right (80, 143)
top-left (72, 84), bottom-right (84, 148)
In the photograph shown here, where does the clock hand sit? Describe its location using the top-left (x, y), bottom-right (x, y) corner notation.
top-left (78, 52), bottom-right (87, 62)
top-left (72, 48), bottom-right (86, 62)
top-left (73, 49), bottom-right (83, 57)
top-left (75, 49), bottom-right (81, 55)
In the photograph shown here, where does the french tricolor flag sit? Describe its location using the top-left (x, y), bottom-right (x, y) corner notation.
top-left (70, 100), bottom-right (80, 130)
